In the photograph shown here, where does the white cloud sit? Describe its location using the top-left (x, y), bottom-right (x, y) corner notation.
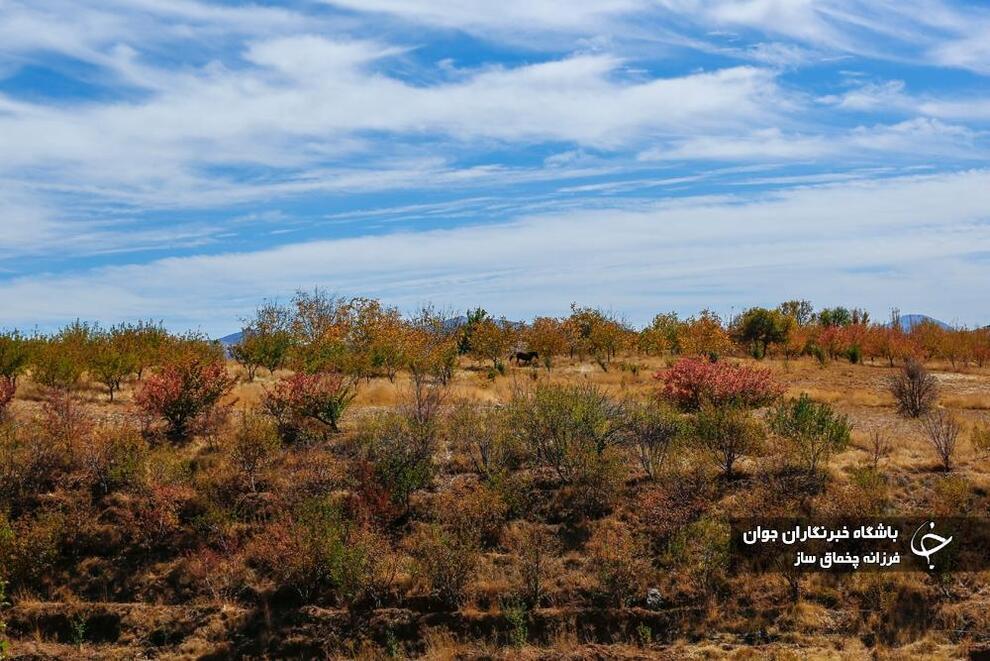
top-left (2, 169), bottom-right (987, 333)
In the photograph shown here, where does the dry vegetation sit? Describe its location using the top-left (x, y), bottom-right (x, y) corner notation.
top-left (0, 296), bottom-right (989, 659)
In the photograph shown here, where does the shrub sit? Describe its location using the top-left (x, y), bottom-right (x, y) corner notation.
top-left (664, 516), bottom-right (730, 601)
top-left (262, 372), bottom-right (356, 442)
top-left (970, 422), bottom-right (990, 458)
top-left (504, 522), bottom-right (559, 607)
top-left (408, 523), bottom-right (479, 609)
top-left (0, 332), bottom-right (29, 385)
top-left (624, 400), bottom-right (683, 480)
top-left (76, 426), bottom-right (149, 497)
top-left (692, 403), bottom-right (764, 478)
top-left (252, 497), bottom-right (395, 605)
top-left (0, 377), bottom-right (14, 420)
top-left (227, 414), bottom-right (281, 493)
top-left (921, 409), bottom-right (961, 470)
top-left (768, 394), bottom-right (851, 475)
top-left (135, 360), bottom-right (234, 440)
top-left (587, 519), bottom-right (652, 607)
top-left (889, 360), bottom-right (938, 418)
top-left (353, 412), bottom-right (434, 525)
top-left (511, 383), bottom-right (624, 483)
top-left (445, 402), bottom-right (522, 480)
top-left (658, 358), bottom-right (783, 411)
top-left (438, 484), bottom-right (507, 549)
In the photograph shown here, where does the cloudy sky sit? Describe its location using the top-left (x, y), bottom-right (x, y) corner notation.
top-left (1, 0), bottom-right (989, 334)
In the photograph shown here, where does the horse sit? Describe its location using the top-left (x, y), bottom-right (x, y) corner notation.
top-left (512, 351), bottom-right (539, 366)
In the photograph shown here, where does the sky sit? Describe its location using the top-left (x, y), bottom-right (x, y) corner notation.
top-left (1, 0), bottom-right (989, 335)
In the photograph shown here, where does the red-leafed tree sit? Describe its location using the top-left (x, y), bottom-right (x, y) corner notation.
top-left (657, 357), bottom-right (783, 411)
top-left (134, 360), bottom-right (234, 440)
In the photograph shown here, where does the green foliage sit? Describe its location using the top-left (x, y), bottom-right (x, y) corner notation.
top-left (502, 597), bottom-right (528, 647)
top-left (768, 394), bottom-right (851, 474)
top-left (0, 332), bottom-right (30, 383)
top-left (511, 383), bottom-right (624, 482)
top-left (664, 516), bottom-right (730, 599)
top-left (733, 307), bottom-right (792, 358)
top-left (409, 523), bottom-right (479, 609)
top-left (777, 299), bottom-right (815, 326)
top-left (624, 400), bottom-right (684, 480)
top-left (692, 403), bottom-right (764, 478)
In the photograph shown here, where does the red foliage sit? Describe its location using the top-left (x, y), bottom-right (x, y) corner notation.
top-left (656, 357), bottom-right (783, 410)
top-left (262, 372), bottom-right (355, 441)
top-left (0, 375), bottom-right (15, 417)
top-left (134, 360), bottom-right (234, 440)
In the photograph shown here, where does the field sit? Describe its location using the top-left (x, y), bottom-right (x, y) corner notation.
top-left (1, 310), bottom-right (990, 660)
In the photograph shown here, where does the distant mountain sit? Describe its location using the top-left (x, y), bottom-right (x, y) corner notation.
top-left (891, 314), bottom-right (950, 331)
top-left (218, 331), bottom-right (243, 346)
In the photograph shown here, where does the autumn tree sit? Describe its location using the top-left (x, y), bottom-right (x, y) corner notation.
top-left (677, 309), bottom-right (732, 360)
top-left (524, 317), bottom-right (568, 372)
top-left (231, 301), bottom-right (294, 381)
top-left (135, 358), bottom-right (235, 440)
top-left (566, 304), bottom-right (630, 371)
top-left (693, 403), bottom-right (764, 479)
top-left (88, 325), bottom-right (137, 402)
top-left (469, 318), bottom-right (514, 369)
top-left (289, 288), bottom-right (351, 373)
top-left (639, 312), bottom-right (681, 356)
top-left (347, 298), bottom-right (407, 382)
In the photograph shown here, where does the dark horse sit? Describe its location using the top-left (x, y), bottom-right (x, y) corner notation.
top-left (512, 351), bottom-right (539, 366)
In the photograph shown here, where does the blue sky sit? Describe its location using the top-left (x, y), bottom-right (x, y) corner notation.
top-left (1, 0), bottom-right (989, 335)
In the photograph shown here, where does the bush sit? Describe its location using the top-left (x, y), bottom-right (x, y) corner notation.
top-left (252, 497), bottom-right (395, 605)
top-left (768, 394), bottom-right (851, 475)
top-left (511, 383), bottom-right (624, 483)
top-left (889, 360), bottom-right (938, 418)
top-left (135, 360), bottom-right (234, 440)
top-left (921, 409), bottom-right (961, 470)
top-left (587, 519), bottom-right (652, 607)
top-left (658, 358), bottom-right (783, 411)
top-left (692, 403), bottom-right (764, 478)
top-left (227, 414), bottom-right (281, 493)
top-left (262, 372), bottom-right (356, 442)
top-left (0, 377), bottom-right (14, 420)
top-left (353, 412), bottom-right (434, 525)
top-left (0, 332), bottom-right (29, 384)
top-left (970, 422), bottom-right (990, 458)
top-left (624, 400), bottom-right (683, 480)
top-left (504, 522), bottom-right (559, 607)
top-left (664, 516), bottom-right (729, 601)
top-left (76, 425), bottom-right (149, 497)
top-left (408, 523), bottom-right (478, 609)
top-left (438, 484), bottom-right (507, 549)
top-left (445, 402), bottom-right (522, 480)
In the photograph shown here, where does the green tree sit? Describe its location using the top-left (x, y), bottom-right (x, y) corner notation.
top-left (733, 307), bottom-right (793, 359)
top-left (768, 394), bottom-right (851, 474)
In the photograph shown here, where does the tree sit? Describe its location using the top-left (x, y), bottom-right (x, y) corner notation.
top-left (768, 394), bottom-right (851, 474)
top-left (678, 309), bottom-right (732, 360)
top-left (733, 307), bottom-right (792, 359)
top-left (134, 359), bottom-right (235, 440)
top-left (0, 331), bottom-right (30, 386)
top-left (692, 403), bottom-right (764, 479)
top-left (566, 304), bottom-right (630, 371)
top-left (88, 327), bottom-right (137, 402)
top-left (624, 400), bottom-right (683, 480)
top-left (639, 312), bottom-right (681, 356)
top-left (922, 409), bottom-right (961, 470)
top-left (524, 317), bottom-right (568, 372)
top-left (889, 360), bottom-right (938, 418)
top-left (777, 300), bottom-right (814, 326)
top-left (232, 301), bottom-right (294, 381)
top-left (469, 318), bottom-right (513, 369)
